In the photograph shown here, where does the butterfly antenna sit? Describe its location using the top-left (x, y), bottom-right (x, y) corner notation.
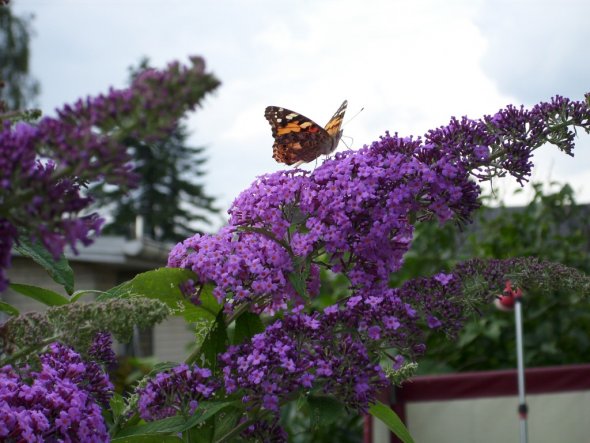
top-left (340, 136), bottom-right (353, 150)
top-left (343, 107), bottom-right (364, 126)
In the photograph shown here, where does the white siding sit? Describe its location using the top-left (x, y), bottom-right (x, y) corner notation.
top-left (153, 316), bottom-right (196, 362)
top-left (372, 390), bottom-right (590, 443)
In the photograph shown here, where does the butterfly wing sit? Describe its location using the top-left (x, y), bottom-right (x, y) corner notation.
top-left (265, 106), bottom-right (333, 166)
top-left (324, 100), bottom-right (348, 140)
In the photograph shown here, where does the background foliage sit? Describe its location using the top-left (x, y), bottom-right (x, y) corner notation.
top-left (0, 2), bottom-right (39, 110)
top-left (396, 182), bottom-right (590, 373)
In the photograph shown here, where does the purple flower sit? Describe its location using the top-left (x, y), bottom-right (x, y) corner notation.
top-left (262, 394), bottom-right (279, 411)
top-left (434, 273), bottom-right (454, 286)
top-left (88, 332), bottom-right (116, 368)
top-left (393, 355), bottom-right (405, 370)
top-left (240, 417), bottom-right (288, 442)
top-left (168, 226), bottom-right (320, 312)
top-left (220, 307), bottom-right (390, 414)
top-left (368, 325), bottom-right (381, 340)
top-left (40, 342), bottom-right (114, 406)
top-left (427, 316), bottom-right (443, 329)
top-left (0, 343), bottom-right (111, 442)
top-left (383, 316), bottom-right (401, 330)
top-left (473, 145), bottom-right (490, 160)
top-left (136, 363), bottom-right (219, 421)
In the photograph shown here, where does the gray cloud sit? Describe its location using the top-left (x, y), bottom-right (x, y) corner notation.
top-left (476, 0), bottom-right (590, 103)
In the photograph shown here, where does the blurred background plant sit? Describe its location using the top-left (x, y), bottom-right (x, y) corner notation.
top-left (416, 182), bottom-right (590, 373)
top-left (0, 1), bottom-right (39, 112)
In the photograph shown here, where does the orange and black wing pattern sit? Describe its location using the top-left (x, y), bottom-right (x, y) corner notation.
top-left (265, 100), bottom-right (347, 166)
top-left (324, 100), bottom-right (347, 138)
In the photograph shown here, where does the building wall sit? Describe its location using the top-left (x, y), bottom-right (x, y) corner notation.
top-left (153, 316), bottom-right (196, 362)
top-left (368, 364), bottom-right (590, 443)
top-left (2, 257), bottom-right (118, 312)
top-left (402, 391), bottom-right (590, 443)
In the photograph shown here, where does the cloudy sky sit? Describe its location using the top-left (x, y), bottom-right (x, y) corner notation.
top-left (13, 0), bottom-right (590, 228)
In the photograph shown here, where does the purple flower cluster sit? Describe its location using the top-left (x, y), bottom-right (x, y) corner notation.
top-left (136, 363), bottom-right (218, 421)
top-left (0, 57), bottom-right (216, 291)
top-left (453, 256), bottom-right (590, 299)
top-left (218, 272), bottom-right (466, 417)
top-left (131, 270), bottom-right (466, 438)
top-left (53, 57), bottom-right (214, 149)
top-left (172, 133), bottom-right (479, 300)
top-left (240, 417), bottom-right (289, 442)
top-left (88, 332), bottom-right (116, 368)
top-left (0, 342), bottom-right (112, 442)
top-left (168, 226), bottom-right (320, 312)
top-left (396, 272), bottom-right (465, 338)
top-left (39, 342), bottom-right (114, 406)
top-left (426, 94), bottom-right (590, 184)
top-left (155, 255), bottom-right (587, 440)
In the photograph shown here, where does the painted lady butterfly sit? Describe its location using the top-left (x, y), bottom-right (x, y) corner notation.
top-left (265, 100), bottom-right (347, 166)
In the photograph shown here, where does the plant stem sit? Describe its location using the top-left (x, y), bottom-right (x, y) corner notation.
top-left (0, 334), bottom-right (61, 366)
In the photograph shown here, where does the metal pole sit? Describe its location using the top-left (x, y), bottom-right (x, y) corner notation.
top-left (514, 295), bottom-right (528, 443)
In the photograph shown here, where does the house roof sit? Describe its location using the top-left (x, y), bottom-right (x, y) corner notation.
top-left (63, 236), bottom-right (173, 269)
top-left (12, 236), bottom-right (174, 270)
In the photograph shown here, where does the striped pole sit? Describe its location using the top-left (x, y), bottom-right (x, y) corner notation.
top-left (496, 281), bottom-right (527, 443)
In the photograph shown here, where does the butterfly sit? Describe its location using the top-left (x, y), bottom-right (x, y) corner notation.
top-left (265, 100), bottom-right (347, 166)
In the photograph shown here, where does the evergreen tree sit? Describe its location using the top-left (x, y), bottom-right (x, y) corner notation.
top-left (91, 59), bottom-right (220, 242)
top-left (0, 1), bottom-right (39, 111)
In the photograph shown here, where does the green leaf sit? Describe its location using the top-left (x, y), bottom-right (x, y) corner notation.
top-left (115, 401), bottom-right (235, 438)
top-left (97, 268), bottom-right (221, 323)
top-left (150, 361), bottom-right (182, 375)
top-left (185, 424), bottom-right (213, 443)
top-left (110, 392), bottom-right (125, 421)
top-left (288, 256), bottom-right (311, 298)
top-left (115, 416), bottom-right (187, 437)
top-left (0, 301), bottom-right (19, 316)
top-left (14, 237), bottom-right (74, 294)
top-left (183, 401), bottom-right (242, 443)
top-left (70, 289), bottom-right (104, 302)
top-left (457, 323), bottom-right (480, 347)
top-left (200, 311), bottom-right (228, 371)
top-left (187, 400), bottom-right (238, 427)
top-left (9, 283), bottom-right (69, 306)
top-left (111, 435), bottom-right (183, 443)
top-left (212, 407), bottom-right (243, 441)
top-left (307, 395), bottom-right (346, 428)
top-left (232, 312), bottom-right (264, 345)
top-left (369, 401), bottom-right (415, 443)
top-left (288, 272), bottom-right (306, 298)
